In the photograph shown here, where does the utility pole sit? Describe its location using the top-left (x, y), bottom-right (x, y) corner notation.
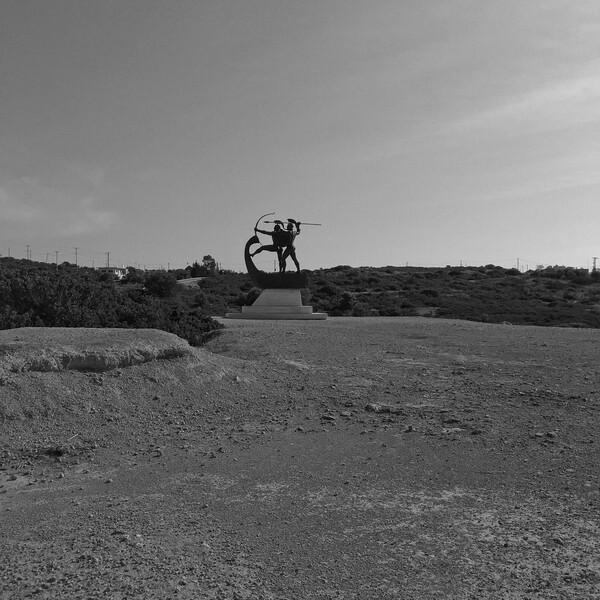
top-left (55, 250), bottom-right (59, 270)
top-left (106, 252), bottom-right (110, 268)
top-left (74, 247), bottom-right (78, 266)
top-left (26, 245), bottom-right (30, 261)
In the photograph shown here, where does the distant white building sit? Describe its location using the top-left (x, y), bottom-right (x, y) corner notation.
top-left (96, 266), bottom-right (127, 279)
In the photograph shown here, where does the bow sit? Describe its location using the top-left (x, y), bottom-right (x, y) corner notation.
top-left (254, 212), bottom-right (275, 233)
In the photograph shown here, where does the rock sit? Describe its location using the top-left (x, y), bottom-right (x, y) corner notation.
top-left (365, 403), bottom-right (391, 413)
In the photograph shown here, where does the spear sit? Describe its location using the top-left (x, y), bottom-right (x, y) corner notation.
top-left (264, 220), bottom-right (322, 226)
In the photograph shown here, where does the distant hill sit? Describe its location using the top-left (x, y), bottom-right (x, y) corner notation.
top-left (208, 264), bottom-right (600, 328)
top-left (3, 257), bottom-right (599, 328)
top-left (300, 264), bottom-right (600, 327)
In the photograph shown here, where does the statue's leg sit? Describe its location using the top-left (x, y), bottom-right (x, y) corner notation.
top-left (252, 244), bottom-right (278, 257)
top-left (290, 249), bottom-right (300, 272)
top-left (281, 248), bottom-right (289, 273)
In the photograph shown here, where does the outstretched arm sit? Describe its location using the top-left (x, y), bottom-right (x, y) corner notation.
top-left (255, 228), bottom-right (270, 235)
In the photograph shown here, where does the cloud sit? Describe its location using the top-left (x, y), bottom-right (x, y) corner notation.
top-left (62, 197), bottom-right (118, 236)
top-left (0, 186), bottom-right (40, 222)
top-left (447, 67), bottom-right (600, 136)
top-left (64, 163), bottom-right (106, 188)
top-left (1, 178), bottom-right (117, 238)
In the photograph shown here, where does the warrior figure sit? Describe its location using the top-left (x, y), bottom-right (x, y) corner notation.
top-left (281, 221), bottom-right (301, 273)
top-left (251, 223), bottom-right (287, 271)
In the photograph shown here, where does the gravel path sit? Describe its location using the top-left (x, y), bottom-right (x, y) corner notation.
top-left (1, 317), bottom-right (599, 598)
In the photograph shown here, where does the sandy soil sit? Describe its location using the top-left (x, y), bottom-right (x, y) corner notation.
top-left (1, 317), bottom-right (599, 599)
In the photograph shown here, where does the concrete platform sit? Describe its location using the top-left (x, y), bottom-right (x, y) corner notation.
top-left (226, 289), bottom-right (327, 320)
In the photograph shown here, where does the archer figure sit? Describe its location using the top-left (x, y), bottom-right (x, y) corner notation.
top-left (251, 223), bottom-right (287, 271)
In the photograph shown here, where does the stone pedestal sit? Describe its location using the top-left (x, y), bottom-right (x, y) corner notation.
top-left (226, 289), bottom-right (327, 320)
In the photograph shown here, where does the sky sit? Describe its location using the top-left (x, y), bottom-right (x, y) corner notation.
top-left (1, 0), bottom-right (599, 272)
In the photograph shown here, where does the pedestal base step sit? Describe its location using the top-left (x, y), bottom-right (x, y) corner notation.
top-left (225, 288), bottom-right (327, 320)
top-left (225, 310), bottom-right (327, 320)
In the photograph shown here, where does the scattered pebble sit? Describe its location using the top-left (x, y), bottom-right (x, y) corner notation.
top-left (365, 403), bottom-right (391, 413)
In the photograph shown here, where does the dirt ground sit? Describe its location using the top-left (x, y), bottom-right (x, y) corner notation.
top-left (1, 317), bottom-right (599, 599)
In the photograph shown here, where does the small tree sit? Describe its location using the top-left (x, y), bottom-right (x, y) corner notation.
top-left (202, 255), bottom-right (217, 275)
top-left (190, 261), bottom-right (203, 277)
top-left (124, 266), bottom-right (145, 284)
top-left (338, 292), bottom-right (354, 315)
top-left (144, 271), bottom-right (179, 298)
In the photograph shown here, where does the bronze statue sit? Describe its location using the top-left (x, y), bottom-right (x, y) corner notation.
top-left (226, 213), bottom-right (327, 320)
top-left (245, 213), bottom-right (318, 289)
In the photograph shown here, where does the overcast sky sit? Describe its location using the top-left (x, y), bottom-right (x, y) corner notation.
top-left (1, 1), bottom-right (598, 271)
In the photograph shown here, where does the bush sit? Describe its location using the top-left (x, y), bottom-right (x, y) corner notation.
top-left (144, 271), bottom-right (179, 298)
top-left (238, 288), bottom-right (261, 306)
top-left (0, 266), bottom-right (222, 346)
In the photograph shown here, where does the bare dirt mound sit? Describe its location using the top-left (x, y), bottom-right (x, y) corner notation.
top-left (1, 318), bottom-right (599, 599)
top-left (0, 327), bottom-right (193, 375)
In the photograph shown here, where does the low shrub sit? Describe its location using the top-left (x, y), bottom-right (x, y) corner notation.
top-left (0, 265), bottom-right (222, 346)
